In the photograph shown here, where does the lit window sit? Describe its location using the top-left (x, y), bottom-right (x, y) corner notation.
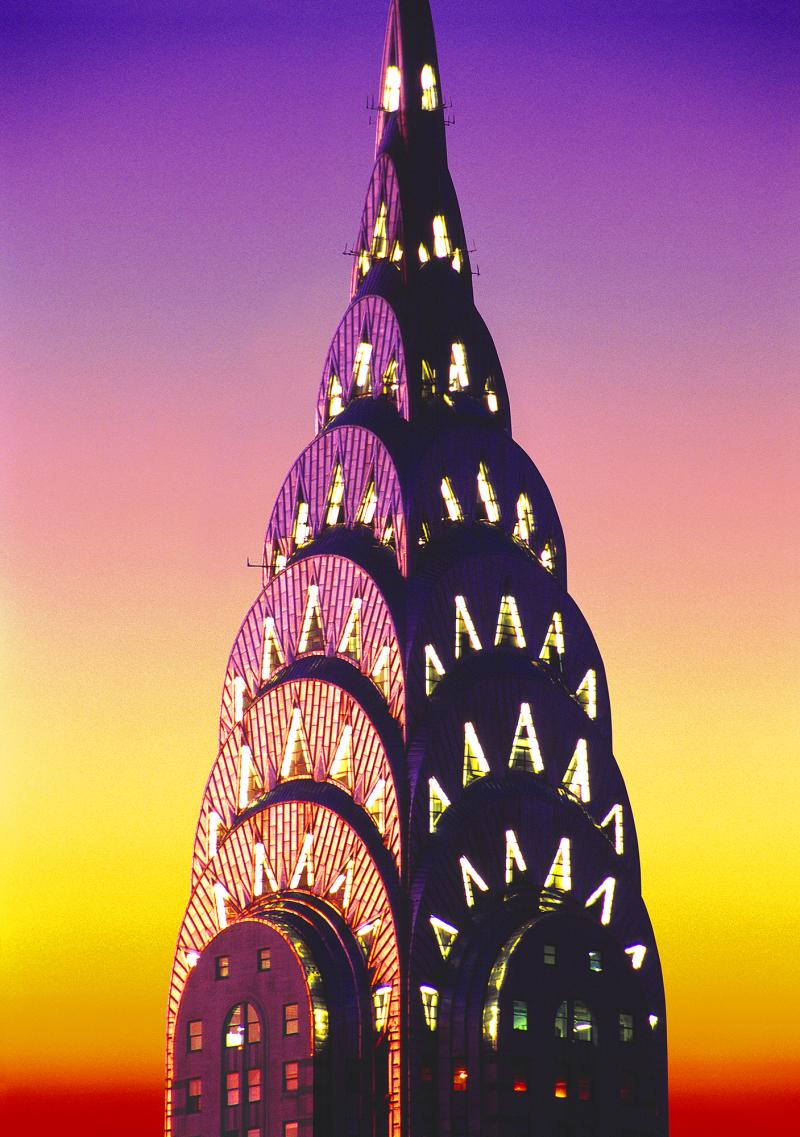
top-left (365, 778), bottom-right (386, 834)
top-left (555, 1001), bottom-right (568, 1039)
top-left (540, 540), bottom-right (556, 573)
top-left (326, 372), bottom-right (344, 419)
top-left (625, 944), bottom-right (647, 970)
top-left (455, 595), bottom-right (482, 657)
top-left (420, 985), bottom-right (439, 1030)
top-left (484, 376), bottom-right (498, 413)
top-left (649, 1014), bottom-right (659, 1030)
top-left (573, 1002), bottom-right (596, 1043)
top-left (187, 1020), bottom-right (202, 1052)
top-left (425, 643), bottom-right (445, 695)
top-left (226, 1072), bottom-right (240, 1107)
top-left (329, 723), bottom-right (353, 789)
top-left (544, 837), bottom-right (572, 892)
top-left (601, 803), bottom-right (625, 855)
top-left (512, 1000), bottom-right (528, 1031)
top-left (213, 882), bottom-right (231, 930)
top-left (477, 462), bottom-right (501, 522)
top-left (428, 776), bottom-right (451, 832)
top-left (508, 702), bottom-right (543, 773)
top-left (257, 948), bottom-right (271, 972)
top-left (261, 615), bottom-right (285, 682)
top-left (284, 1124), bottom-right (299, 1137)
top-left (225, 1003), bottom-right (261, 1048)
top-left (254, 841), bottom-right (279, 896)
top-left (504, 829), bottom-right (527, 883)
top-left (356, 917), bottom-right (380, 958)
top-left (460, 854), bottom-right (489, 907)
top-left (576, 668), bottom-right (597, 719)
top-left (539, 611), bottom-right (565, 663)
top-left (382, 357), bottom-right (399, 397)
top-left (589, 950), bottom-right (602, 973)
top-left (370, 644), bottom-right (390, 698)
top-left (561, 739), bottom-right (591, 803)
top-left (449, 342), bottom-right (469, 390)
top-left (337, 597), bottom-right (362, 660)
top-left (284, 1003), bottom-right (299, 1036)
top-left (440, 475), bottom-right (463, 522)
top-left (247, 1130), bottom-right (260, 1137)
top-left (433, 214), bottom-right (452, 258)
top-left (544, 944), bottom-right (556, 966)
top-left (430, 915), bottom-right (459, 958)
top-left (289, 831), bottom-right (315, 889)
top-left (247, 1068), bottom-right (261, 1103)
top-left (297, 585), bottom-right (324, 653)
top-left (207, 810), bottom-right (222, 859)
top-left (421, 63), bottom-right (439, 110)
top-left (513, 494), bottom-right (534, 545)
top-left (238, 743), bottom-right (257, 810)
top-left (371, 202), bottom-right (388, 258)
top-left (452, 1066), bottom-right (468, 1092)
top-left (421, 358), bottom-right (435, 397)
top-left (324, 462), bottom-right (345, 527)
top-left (381, 513), bottom-right (395, 547)
top-left (418, 519), bottom-right (431, 547)
top-left (619, 1013), bottom-right (634, 1043)
top-left (357, 248), bottom-right (370, 279)
top-left (355, 477), bottom-right (378, 526)
top-left (292, 494), bottom-right (312, 548)
top-left (373, 985), bottom-right (391, 1032)
top-left (452, 248), bottom-right (463, 273)
top-left (554, 1079), bottom-right (567, 1099)
top-left (391, 240), bottom-right (403, 263)
top-left (328, 860), bottom-right (353, 912)
top-left (284, 1061), bottom-right (299, 1091)
top-left (463, 721), bottom-right (489, 786)
top-left (585, 876), bottom-right (616, 926)
top-left (353, 341), bottom-right (373, 393)
top-left (233, 674), bottom-right (247, 724)
top-left (513, 1077), bottom-right (528, 1093)
top-left (418, 242), bottom-right (430, 264)
top-left (216, 956), bottom-right (230, 979)
top-left (187, 1078), bottom-right (201, 1113)
top-left (281, 707), bottom-right (312, 779)
top-left (383, 64), bottom-right (401, 112)
top-left (495, 594), bottom-right (525, 647)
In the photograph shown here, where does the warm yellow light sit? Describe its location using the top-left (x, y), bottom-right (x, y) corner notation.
top-left (238, 744), bottom-right (254, 810)
top-left (324, 462), bottom-right (345, 526)
top-left (420, 985), bottom-right (439, 1030)
top-left (562, 738), bottom-right (591, 803)
top-left (513, 494), bottom-right (534, 544)
top-left (544, 837), bottom-right (572, 892)
top-left (298, 584), bottom-right (324, 654)
top-left (370, 644), bottom-right (390, 697)
top-left (625, 944), bottom-right (647, 970)
top-left (261, 615), bottom-right (285, 682)
top-left (371, 202), bottom-right (388, 258)
top-left (186, 950), bottom-right (200, 968)
top-left (478, 461), bottom-right (501, 522)
top-left (383, 65), bottom-right (401, 112)
top-left (418, 242), bottom-right (430, 263)
top-left (455, 594), bottom-right (482, 657)
top-left (420, 64), bottom-right (439, 110)
top-left (329, 723), bottom-right (353, 789)
top-left (357, 249), bottom-right (370, 279)
top-left (585, 876), bottom-right (616, 925)
top-left (391, 240), bottom-right (403, 263)
top-left (213, 882), bottom-right (230, 929)
top-left (449, 342), bottom-right (469, 390)
top-left (327, 372), bottom-right (344, 418)
top-left (601, 803), bottom-right (624, 855)
top-left (505, 829), bottom-right (527, 883)
top-left (337, 597), bottom-right (362, 661)
top-left (508, 702), bottom-right (544, 773)
top-left (253, 841), bottom-right (279, 897)
top-left (495, 594), bottom-right (525, 647)
top-left (424, 643), bottom-right (446, 695)
top-left (460, 854), bottom-right (489, 907)
top-left (540, 541), bottom-right (556, 573)
top-left (233, 674), bottom-right (247, 724)
top-left (430, 915), bottom-right (459, 958)
top-left (355, 477), bottom-right (378, 525)
top-left (364, 778), bottom-right (386, 834)
top-left (433, 214), bottom-right (452, 258)
top-left (576, 669), bottom-right (597, 719)
top-left (440, 476), bottom-right (463, 522)
top-left (289, 831), bottom-right (315, 889)
top-left (539, 611), bottom-right (565, 662)
top-left (428, 776), bottom-right (451, 832)
top-left (373, 985), bottom-right (392, 1031)
top-left (649, 1014), bottom-right (659, 1029)
top-left (353, 341), bottom-right (373, 391)
top-left (328, 860), bottom-right (353, 911)
top-left (292, 499), bottom-right (312, 547)
top-left (452, 248), bottom-right (462, 273)
top-left (463, 721), bottom-right (490, 786)
top-left (281, 706), bottom-right (312, 778)
top-left (207, 810), bottom-right (222, 859)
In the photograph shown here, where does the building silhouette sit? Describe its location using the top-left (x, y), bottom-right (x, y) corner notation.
top-left (165, 2), bottom-right (668, 1135)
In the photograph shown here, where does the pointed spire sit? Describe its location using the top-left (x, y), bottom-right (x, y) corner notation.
top-left (375, 0), bottom-right (446, 157)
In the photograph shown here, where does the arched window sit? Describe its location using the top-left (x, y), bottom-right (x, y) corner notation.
top-left (554, 999), bottom-right (597, 1045)
top-left (224, 1002), bottom-right (262, 1048)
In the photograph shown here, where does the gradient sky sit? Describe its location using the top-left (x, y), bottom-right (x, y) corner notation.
top-left (2, 2), bottom-right (798, 1133)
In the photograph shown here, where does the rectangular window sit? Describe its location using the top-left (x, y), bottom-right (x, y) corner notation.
top-left (187, 1020), bottom-right (202, 1052)
top-left (452, 1066), bottom-right (468, 1092)
top-left (226, 1072), bottom-right (240, 1107)
top-left (543, 944), bottom-right (556, 966)
top-left (216, 955), bottom-right (230, 979)
top-left (283, 1061), bottom-right (300, 1092)
top-left (284, 1124), bottom-right (299, 1137)
top-left (513, 1078), bottom-right (527, 1093)
top-left (554, 1079), bottom-right (568, 1099)
top-left (589, 950), bottom-right (602, 972)
top-left (512, 1000), bottom-right (528, 1031)
top-left (284, 1003), bottom-right (299, 1036)
top-left (247, 1130), bottom-right (260, 1137)
top-left (619, 1013), bottom-right (634, 1043)
top-left (257, 947), bottom-right (271, 972)
top-left (187, 1078), bottom-right (201, 1113)
top-left (247, 1068), bottom-right (261, 1103)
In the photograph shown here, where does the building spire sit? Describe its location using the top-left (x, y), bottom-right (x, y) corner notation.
top-left (375, 0), bottom-right (446, 158)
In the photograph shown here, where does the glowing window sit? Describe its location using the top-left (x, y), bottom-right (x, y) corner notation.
top-left (514, 1077), bottom-right (528, 1093)
top-left (373, 985), bottom-right (391, 1032)
top-left (355, 477), bottom-right (378, 526)
top-left (216, 955), bottom-right (229, 979)
top-left (337, 597), bottom-right (362, 660)
top-left (233, 674), bottom-right (247, 724)
top-left (619, 1013), bottom-right (634, 1043)
top-left (484, 376), bottom-right (498, 413)
top-left (433, 214), bottom-right (452, 258)
top-left (554, 1079), bottom-right (567, 1099)
top-left (226, 1072), bottom-right (240, 1107)
top-left (370, 643), bottom-right (390, 697)
top-left (353, 341), bottom-right (373, 393)
top-left (495, 594), bottom-right (525, 647)
top-left (512, 1000), bottom-right (528, 1031)
top-left (455, 595), bottom-right (482, 657)
top-left (213, 883), bottom-right (231, 930)
top-left (421, 63), bottom-right (439, 110)
top-left (381, 514), bottom-right (395, 547)
top-left (391, 240), bottom-right (403, 263)
top-left (372, 202), bottom-right (388, 258)
top-left (284, 1124), bottom-right (299, 1137)
top-left (187, 1020), bottom-right (202, 1052)
top-left (357, 249), bottom-right (370, 279)
top-left (576, 669), bottom-right (597, 719)
top-left (257, 948), bottom-right (271, 972)
top-left (382, 357), bottom-right (399, 397)
top-left (283, 1003), bottom-right (299, 1036)
top-left (601, 803), bottom-right (624, 855)
top-left (328, 860), bottom-right (353, 912)
top-left (585, 877), bottom-right (616, 925)
top-left (589, 950), bottom-right (602, 973)
top-left (561, 739), bottom-right (591, 803)
top-left (452, 248), bottom-right (463, 273)
top-left (356, 918), bottom-right (380, 958)
top-left (247, 1068), bottom-right (261, 1103)
top-left (544, 944), bottom-right (556, 966)
top-left (365, 778), bottom-right (386, 834)
top-left (238, 744), bottom-right (257, 810)
top-left (283, 1061), bottom-right (299, 1092)
top-left (418, 242), bottom-right (430, 264)
top-left (449, 342), bottom-right (469, 390)
top-left (421, 358), bottom-right (436, 397)
top-left (539, 611), bottom-right (565, 663)
top-left (187, 1078), bottom-right (201, 1112)
top-left (477, 462), bottom-right (501, 522)
top-left (541, 540), bottom-right (556, 573)
top-left (440, 475), bottom-right (463, 522)
top-left (425, 643), bottom-right (445, 695)
top-left (324, 462), bottom-right (345, 527)
top-left (508, 702), bottom-right (543, 773)
top-left (207, 810), bottom-right (222, 859)
top-left (298, 585), bottom-right (324, 653)
top-left (513, 494), bottom-right (535, 545)
top-left (329, 723), bottom-right (353, 789)
top-left (289, 831), bottom-right (314, 889)
top-left (555, 1001), bottom-right (568, 1039)
top-left (418, 519), bottom-right (431, 546)
top-left (281, 707), bottom-right (312, 779)
top-left (460, 854), bottom-right (489, 907)
top-left (420, 985), bottom-right (439, 1030)
top-left (225, 1003), bottom-right (261, 1048)
top-left (327, 372), bottom-right (344, 419)
top-left (544, 837), bottom-right (572, 892)
top-left (429, 776), bottom-right (451, 832)
top-left (649, 1014), bottom-right (659, 1030)
top-left (261, 615), bottom-right (285, 682)
top-left (430, 915), bottom-right (459, 958)
top-left (452, 1066), bottom-right (468, 1092)
top-left (573, 1001), bottom-right (597, 1043)
top-left (463, 721), bottom-right (489, 786)
top-left (383, 65), bottom-right (401, 112)
top-left (505, 829), bottom-right (527, 883)
top-left (292, 494), bottom-right (312, 548)
top-left (625, 944), bottom-right (647, 970)
top-left (254, 841), bottom-right (279, 897)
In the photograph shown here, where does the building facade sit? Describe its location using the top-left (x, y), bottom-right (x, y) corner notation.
top-left (165, 2), bottom-right (668, 1135)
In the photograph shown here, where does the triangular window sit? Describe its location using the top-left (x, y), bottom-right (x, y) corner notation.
top-left (477, 462), bottom-right (500, 522)
top-left (449, 342), bottom-right (469, 390)
top-left (357, 248), bottom-right (370, 280)
top-left (421, 359), bottom-right (436, 398)
top-left (418, 243), bottom-right (431, 264)
top-left (505, 829), bottom-right (527, 884)
top-left (356, 918), bottom-right (381, 959)
top-left (261, 615), bottom-right (285, 682)
top-left (484, 376), bottom-right (498, 414)
top-left (382, 357), bottom-right (399, 397)
top-left (455, 595), bottom-right (482, 657)
top-left (324, 462), bottom-right (346, 528)
top-left (600, 803), bottom-right (624, 855)
top-left (327, 372), bottom-right (344, 419)
top-left (428, 776), bottom-right (451, 832)
top-left (373, 985), bottom-right (392, 1032)
top-left (544, 837), bottom-right (572, 892)
top-left (424, 644), bottom-right (445, 696)
top-left (463, 721), bottom-right (490, 786)
top-left (418, 519), bottom-right (431, 547)
top-left (289, 831), bottom-right (315, 889)
top-left (372, 202), bottom-right (388, 258)
top-left (380, 513), bottom-right (395, 549)
top-left (576, 669), bottom-right (597, 719)
top-left (561, 739), bottom-right (590, 803)
top-left (539, 612), bottom-right (564, 664)
top-left (353, 339), bottom-right (373, 394)
top-left (585, 877), bottom-right (616, 926)
top-left (495, 594), bottom-right (526, 648)
top-left (440, 476), bottom-right (463, 522)
top-left (460, 855), bottom-right (489, 907)
top-left (337, 597), bottom-right (362, 661)
top-left (371, 644), bottom-right (390, 698)
top-left (508, 703), bottom-right (543, 773)
top-left (391, 240), bottom-right (403, 263)
top-left (327, 859), bottom-right (354, 911)
top-left (365, 778), bottom-right (386, 834)
top-left (540, 540), bottom-right (556, 573)
top-left (430, 915), bottom-right (458, 959)
top-left (420, 986), bottom-right (439, 1030)
top-left (513, 494), bottom-right (535, 545)
top-left (420, 64), bottom-right (439, 111)
top-left (292, 489), bottom-right (312, 548)
top-left (238, 744), bottom-right (258, 810)
top-left (280, 707), bottom-right (312, 779)
top-left (452, 248), bottom-right (463, 273)
top-left (433, 215), bottom-right (452, 258)
top-left (298, 585), bottom-right (325, 653)
top-left (253, 840), bottom-right (279, 896)
top-left (329, 723), bottom-right (353, 790)
top-left (383, 65), bottom-right (401, 112)
top-left (356, 476), bottom-right (378, 527)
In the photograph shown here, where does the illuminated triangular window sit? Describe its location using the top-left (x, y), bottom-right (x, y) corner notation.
top-left (463, 721), bottom-right (490, 786)
top-left (391, 240), bottom-right (403, 263)
top-left (505, 829), bottom-right (527, 884)
top-left (477, 462), bottom-right (501, 522)
top-left (576, 669), bottom-right (597, 719)
top-left (357, 248), bottom-right (370, 280)
top-left (233, 674), bottom-right (247, 724)
top-left (433, 215), bottom-right (451, 258)
top-left (585, 876), bottom-right (616, 925)
top-left (425, 643), bottom-right (445, 695)
top-left (289, 831), bottom-right (315, 889)
top-left (329, 723), bottom-right (353, 790)
top-left (421, 63), bottom-right (439, 111)
top-left (418, 243), bottom-right (430, 264)
top-left (455, 595), bottom-right (482, 658)
top-left (327, 372), bottom-right (344, 419)
top-left (460, 855), bottom-right (489, 907)
top-left (261, 615), bottom-right (285, 682)
top-left (421, 359), bottom-right (436, 398)
top-left (428, 776), bottom-right (451, 831)
top-left (449, 342), bottom-right (469, 391)
top-left (441, 476), bottom-right (463, 522)
top-left (371, 202), bottom-right (388, 258)
top-left (298, 585), bottom-right (325, 653)
top-left (508, 702), bottom-right (543, 773)
top-left (452, 248), bottom-right (463, 273)
top-left (327, 859), bottom-right (354, 911)
top-left (365, 778), bottom-right (386, 834)
top-left (539, 612), bottom-right (564, 664)
top-left (418, 519), bottom-right (431, 547)
top-left (484, 376), bottom-right (498, 414)
top-left (370, 644), bottom-right (391, 699)
top-left (373, 985), bottom-right (392, 1032)
top-left (600, 803), bottom-right (624, 855)
top-left (356, 917), bottom-right (381, 959)
top-left (355, 476), bottom-right (378, 527)
top-left (543, 837), bottom-right (572, 892)
top-left (292, 489), bottom-right (312, 548)
top-left (254, 841), bottom-right (279, 896)
top-left (625, 944), bottom-right (646, 970)
top-left (420, 986), bottom-right (439, 1030)
top-left (280, 707), bottom-right (312, 779)
top-left (324, 462), bottom-right (346, 528)
top-left (495, 594), bottom-right (526, 648)
top-left (513, 494), bottom-right (535, 546)
top-left (238, 744), bottom-right (258, 810)
top-left (430, 916), bottom-right (458, 959)
top-left (540, 540), bottom-right (556, 573)
top-left (561, 739), bottom-right (590, 803)
top-left (207, 810), bottom-right (223, 859)
top-left (337, 597), bottom-right (362, 661)
top-left (382, 357), bottom-right (399, 397)
top-left (381, 513), bottom-right (395, 549)
top-left (383, 64), bottom-right (401, 112)
top-left (353, 340), bottom-right (373, 394)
